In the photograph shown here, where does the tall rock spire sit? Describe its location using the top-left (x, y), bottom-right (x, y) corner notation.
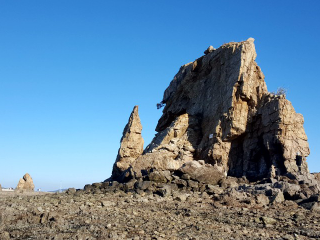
top-left (111, 106), bottom-right (144, 179)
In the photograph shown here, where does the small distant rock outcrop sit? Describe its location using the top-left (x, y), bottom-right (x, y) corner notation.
top-left (0, 184), bottom-right (2, 191)
top-left (16, 173), bottom-right (35, 191)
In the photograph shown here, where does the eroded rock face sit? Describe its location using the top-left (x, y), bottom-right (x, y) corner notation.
top-left (130, 113), bottom-right (198, 178)
top-left (228, 94), bottom-right (310, 180)
top-left (111, 106), bottom-right (144, 179)
top-left (111, 38), bottom-right (310, 182)
top-left (16, 173), bottom-right (34, 191)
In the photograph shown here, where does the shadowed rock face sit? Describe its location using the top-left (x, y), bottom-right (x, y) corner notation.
top-left (16, 173), bottom-right (34, 191)
top-left (111, 38), bottom-right (310, 182)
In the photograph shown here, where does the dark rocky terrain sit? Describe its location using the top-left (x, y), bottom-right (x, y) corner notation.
top-left (1, 184), bottom-right (320, 240)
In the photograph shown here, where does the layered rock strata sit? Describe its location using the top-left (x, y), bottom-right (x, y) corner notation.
top-left (111, 38), bottom-right (310, 183)
top-left (16, 173), bottom-right (35, 191)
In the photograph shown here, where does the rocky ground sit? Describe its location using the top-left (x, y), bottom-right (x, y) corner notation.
top-left (1, 185), bottom-right (320, 240)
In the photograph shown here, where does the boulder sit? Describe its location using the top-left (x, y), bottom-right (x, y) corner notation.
top-left (219, 177), bottom-right (239, 189)
top-left (173, 192), bottom-right (188, 202)
top-left (134, 181), bottom-right (153, 191)
top-left (261, 216), bottom-right (277, 225)
top-left (270, 189), bottom-right (285, 204)
top-left (16, 173), bottom-right (35, 191)
top-left (206, 184), bottom-right (223, 195)
top-left (148, 171), bottom-right (168, 183)
top-left (255, 194), bottom-right (270, 206)
top-left (298, 195), bottom-right (320, 211)
top-left (179, 161), bottom-right (225, 185)
top-left (300, 201), bottom-right (320, 212)
top-left (66, 188), bottom-right (76, 194)
top-left (155, 184), bottom-right (172, 197)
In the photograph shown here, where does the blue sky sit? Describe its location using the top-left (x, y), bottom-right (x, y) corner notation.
top-left (0, 1), bottom-right (319, 191)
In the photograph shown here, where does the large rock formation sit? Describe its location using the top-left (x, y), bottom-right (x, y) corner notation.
top-left (16, 173), bottom-right (35, 191)
top-left (111, 38), bottom-right (310, 183)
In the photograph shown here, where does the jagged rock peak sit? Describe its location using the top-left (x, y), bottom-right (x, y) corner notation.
top-left (111, 106), bottom-right (144, 179)
top-left (204, 45), bottom-right (216, 55)
top-left (110, 38), bottom-right (310, 183)
top-left (16, 173), bottom-right (34, 191)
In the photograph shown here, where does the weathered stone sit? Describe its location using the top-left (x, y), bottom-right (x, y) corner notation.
top-left (261, 216), bottom-right (277, 225)
top-left (204, 45), bottom-right (216, 55)
top-left (15, 173), bottom-right (34, 192)
top-left (173, 178), bottom-right (187, 188)
top-left (155, 184), bottom-right (172, 197)
top-left (179, 161), bottom-right (225, 185)
top-left (135, 181), bottom-right (153, 191)
top-left (270, 190), bottom-right (285, 204)
top-left (298, 195), bottom-right (320, 211)
top-left (206, 184), bottom-right (223, 195)
top-left (112, 106), bottom-right (144, 179)
top-left (282, 183), bottom-right (302, 200)
top-left (101, 200), bottom-right (116, 207)
top-left (123, 179), bottom-right (137, 191)
top-left (187, 180), bottom-right (199, 189)
top-left (226, 188), bottom-right (249, 201)
top-left (181, 173), bottom-right (190, 180)
top-left (219, 177), bottom-right (239, 189)
top-left (148, 171), bottom-right (167, 183)
top-left (173, 192), bottom-right (188, 202)
top-left (84, 184), bottom-right (93, 192)
top-left (255, 194), bottom-right (270, 206)
top-left (110, 181), bottom-right (119, 188)
top-left (66, 188), bottom-right (76, 194)
top-left (92, 182), bottom-right (102, 189)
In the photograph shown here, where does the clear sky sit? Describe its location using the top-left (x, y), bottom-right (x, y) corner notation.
top-left (0, 1), bottom-right (319, 191)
